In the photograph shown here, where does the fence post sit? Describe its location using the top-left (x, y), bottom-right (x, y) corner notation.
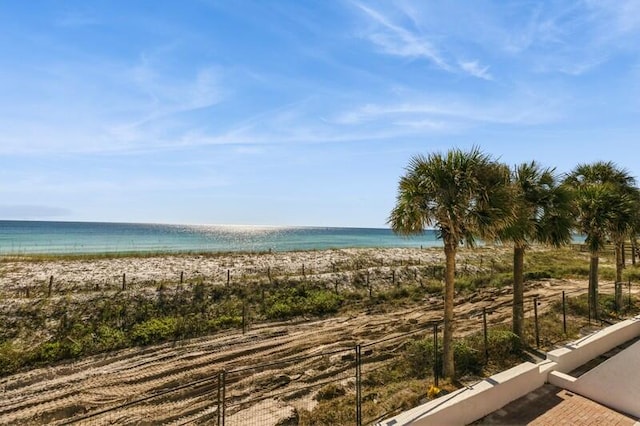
top-left (222, 370), bottom-right (226, 424)
top-left (562, 291), bottom-right (567, 335)
top-left (433, 323), bottom-right (439, 388)
top-left (355, 344), bottom-right (362, 426)
top-left (242, 304), bottom-right (246, 334)
top-left (48, 275), bottom-right (53, 298)
top-left (217, 370), bottom-right (226, 426)
top-left (483, 307), bottom-right (489, 363)
top-left (180, 271), bottom-right (184, 285)
top-left (302, 264), bottom-right (306, 278)
top-left (226, 270), bottom-right (230, 287)
top-left (217, 371), bottom-right (222, 426)
top-left (122, 273), bottom-right (126, 291)
top-left (534, 297), bottom-right (540, 349)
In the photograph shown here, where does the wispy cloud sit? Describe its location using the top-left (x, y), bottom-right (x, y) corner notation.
top-left (353, 2), bottom-right (492, 80)
top-left (487, 1), bottom-right (640, 75)
top-left (586, 0), bottom-right (640, 35)
top-left (335, 93), bottom-right (564, 129)
top-left (458, 60), bottom-right (492, 80)
top-left (0, 52), bottom-right (225, 155)
top-left (354, 3), bottom-right (450, 71)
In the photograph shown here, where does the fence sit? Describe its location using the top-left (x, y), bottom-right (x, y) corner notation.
top-left (4, 248), bottom-right (640, 425)
top-left (50, 278), bottom-right (638, 426)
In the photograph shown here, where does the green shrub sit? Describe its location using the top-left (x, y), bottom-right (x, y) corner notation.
top-left (174, 313), bottom-right (207, 338)
top-left (305, 290), bottom-right (342, 315)
top-left (208, 315), bottom-right (242, 330)
top-left (130, 317), bottom-right (177, 345)
top-left (404, 328), bottom-right (521, 378)
top-left (94, 325), bottom-right (127, 351)
top-left (453, 340), bottom-right (482, 375)
top-left (404, 339), bottom-right (435, 379)
top-left (566, 294), bottom-right (590, 317)
top-left (32, 342), bottom-right (64, 363)
top-left (0, 341), bottom-right (21, 375)
top-left (265, 301), bottom-right (299, 320)
top-left (264, 288), bottom-right (342, 320)
top-left (487, 329), bottom-right (521, 358)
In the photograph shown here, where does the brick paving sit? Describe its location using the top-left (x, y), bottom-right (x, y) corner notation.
top-left (475, 384), bottom-right (638, 425)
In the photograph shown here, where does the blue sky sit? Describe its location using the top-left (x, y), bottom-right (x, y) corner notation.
top-left (1, 1), bottom-right (639, 227)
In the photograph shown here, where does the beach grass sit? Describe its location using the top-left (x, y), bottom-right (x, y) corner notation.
top-left (0, 245), bottom-right (634, 379)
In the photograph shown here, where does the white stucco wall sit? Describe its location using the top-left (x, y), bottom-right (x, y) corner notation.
top-left (379, 315), bottom-right (640, 426)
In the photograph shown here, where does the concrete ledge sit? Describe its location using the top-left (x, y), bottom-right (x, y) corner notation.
top-left (547, 317), bottom-right (640, 373)
top-left (548, 370), bottom-right (577, 389)
top-left (377, 362), bottom-right (542, 426)
top-left (379, 315), bottom-right (640, 425)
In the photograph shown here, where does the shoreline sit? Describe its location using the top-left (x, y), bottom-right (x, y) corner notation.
top-left (0, 244), bottom-right (440, 260)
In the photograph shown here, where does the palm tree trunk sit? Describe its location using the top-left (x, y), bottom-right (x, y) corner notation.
top-left (615, 241), bottom-right (623, 310)
top-left (589, 252), bottom-right (599, 320)
top-left (512, 245), bottom-right (525, 340)
top-left (443, 241), bottom-right (456, 379)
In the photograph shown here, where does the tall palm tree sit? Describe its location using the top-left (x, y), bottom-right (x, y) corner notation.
top-left (606, 187), bottom-right (640, 308)
top-left (500, 162), bottom-right (573, 340)
top-left (388, 147), bottom-right (512, 379)
top-left (565, 162), bottom-right (637, 318)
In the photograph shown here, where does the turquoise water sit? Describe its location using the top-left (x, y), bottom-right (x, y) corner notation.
top-left (0, 221), bottom-right (443, 255)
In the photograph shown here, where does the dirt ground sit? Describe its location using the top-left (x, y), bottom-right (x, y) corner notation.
top-left (0, 248), bottom-right (619, 425)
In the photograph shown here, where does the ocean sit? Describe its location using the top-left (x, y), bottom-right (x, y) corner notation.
top-left (0, 220), bottom-right (443, 255)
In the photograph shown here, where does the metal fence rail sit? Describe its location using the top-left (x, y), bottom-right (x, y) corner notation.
top-left (7, 278), bottom-right (634, 426)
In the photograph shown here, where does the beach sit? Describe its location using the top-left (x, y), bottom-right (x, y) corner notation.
top-left (0, 247), bottom-right (457, 295)
top-left (0, 245), bottom-right (611, 424)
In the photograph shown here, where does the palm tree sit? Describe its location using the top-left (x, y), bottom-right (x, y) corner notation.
top-left (500, 162), bottom-right (573, 340)
top-left (606, 188), bottom-right (640, 308)
top-left (388, 147), bottom-right (512, 379)
top-left (564, 162), bottom-right (637, 318)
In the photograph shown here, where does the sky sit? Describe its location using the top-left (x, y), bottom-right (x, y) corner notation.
top-left (1, 0), bottom-right (640, 228)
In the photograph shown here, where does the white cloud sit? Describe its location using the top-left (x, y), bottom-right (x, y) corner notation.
top-left (335, 93), bottom-right (563, 129)
top-left (458, 60), bottom-right (492, 80)
top-left (586, 0), bottom-right (640, 35)
top-left (353, 2), bottom-right (498, 80)
top-left (0, 55), bottom-right (225, 155)
top-left (355, 3), bottom-right (450, 71)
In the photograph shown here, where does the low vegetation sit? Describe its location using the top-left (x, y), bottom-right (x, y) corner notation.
top-left (0, 246), bottom-right (637, 381)
top-left (2, 246), bottom-right (640, 425)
